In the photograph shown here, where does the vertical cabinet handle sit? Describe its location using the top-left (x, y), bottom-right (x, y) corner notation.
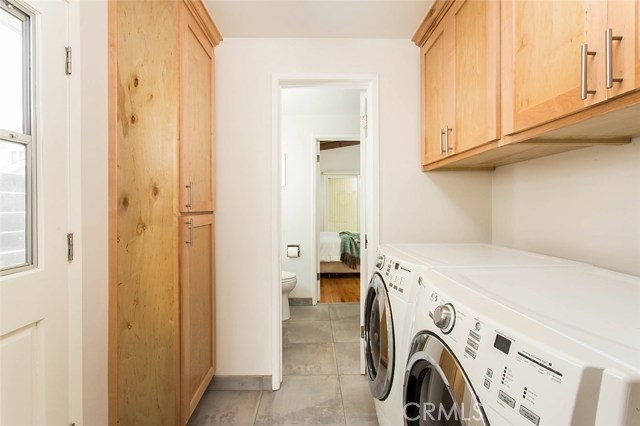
top-left (439, 128), bottom-right (444, 155)
top-left (185, 219), bottom-right (194, 246)
top-left (444, 126), bottom-right (452, 153)
top-left (605, 28), bottom-right (623, 89)
top-left (185, 181), bottom-right (193, 210)
top-left (581, 44), bottom-right (597, 99)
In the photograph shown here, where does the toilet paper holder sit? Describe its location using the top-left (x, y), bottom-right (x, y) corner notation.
top-left (286, 245), bottom-right (300, 258)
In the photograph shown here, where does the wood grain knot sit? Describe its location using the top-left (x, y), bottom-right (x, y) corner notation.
top-left (151, 184), bottom-right (160, 198)
top-left (133, 76), bottom-right (139, 87)
top-left (121, 196), bottom-right (129, 208)
top-left (130, 114), bottom-right (137, 124)
top-left (136, 220), bottom-right (148, 235)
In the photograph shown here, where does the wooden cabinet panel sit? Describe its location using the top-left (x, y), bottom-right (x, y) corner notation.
top-left (606, 0), bottom-right (640, 98)
top-left (451, 0), bottom-right (500, 153)
top-left (421, 24), bottom-right (448, 165)
top-left (504, 0), bottom-right (590, 133)
top-left (420, 0), bottom-right (500, 166)
top-left (180, 5), bottom-right (215, 213)
top-left (180, 214), bottom-right (216, 425)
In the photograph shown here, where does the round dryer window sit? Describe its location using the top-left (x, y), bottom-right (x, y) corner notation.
top-left (404, 332), bottom-right (488, 426)
top-left (364, 272), bottom-right (395, 400)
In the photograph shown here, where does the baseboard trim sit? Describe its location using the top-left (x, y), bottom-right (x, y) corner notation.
top-left (208, 375), bottom-right (273, 391)
top-left (289, 297), bottom-right (312, 306)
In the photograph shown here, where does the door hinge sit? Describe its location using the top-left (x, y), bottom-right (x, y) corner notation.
top-left (317, 273), bottom-right (320, 281)
top-left (65, 46), bottom-right (72, 75)
top-left (317, 154), bottom-right (320, 163)
top-left (360, 325), bottom-right (365, 339)
top-left (361, 113), bottom-right (368, 130)
top-left (67, 233), bottom-right (74, 262)
top-left (365, 234), bottom-right (368, 249)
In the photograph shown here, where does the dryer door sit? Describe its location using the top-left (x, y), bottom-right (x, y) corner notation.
top-left (404, 332), bottom-right (488, 426)
top-left (364, 272), bottom-right (395, 400)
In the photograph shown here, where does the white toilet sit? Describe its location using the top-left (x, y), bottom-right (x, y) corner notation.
top-left (281, 271), bottom-right (297, 320)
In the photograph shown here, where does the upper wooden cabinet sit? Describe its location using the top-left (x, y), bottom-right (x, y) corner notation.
top-left (415, 0), bottom-right (640, 170)
top-left (180, 3), bottom-right (216, 213)
top-left (419, 0), bottom-right (500, 166)
top-left (502, 0), bottom-right (640, 134)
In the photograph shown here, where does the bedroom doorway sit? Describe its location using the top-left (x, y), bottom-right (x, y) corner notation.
top-left (317, 143), bottom-right (361, 304)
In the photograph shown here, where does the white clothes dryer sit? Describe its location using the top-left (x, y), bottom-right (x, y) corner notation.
top-left (404, 265), bottom-right (640, 426)
top-left (365, 244), bottom-right (582, 426)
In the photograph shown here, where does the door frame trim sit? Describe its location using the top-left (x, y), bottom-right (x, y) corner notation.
top-left (271, 74), bottom-right (380, 390)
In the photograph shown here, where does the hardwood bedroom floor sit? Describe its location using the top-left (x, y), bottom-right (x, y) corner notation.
top-left (319, 276), bottom-right (360, 303)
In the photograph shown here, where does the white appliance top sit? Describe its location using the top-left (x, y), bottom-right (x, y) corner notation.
top-left (432, 266), bottom-right (640, 373)
top-left (383, 243), bottom-right (583, 268)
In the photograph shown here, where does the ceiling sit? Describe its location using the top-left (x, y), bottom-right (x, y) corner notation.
top-left (203, 1), bottom-right (433, 39)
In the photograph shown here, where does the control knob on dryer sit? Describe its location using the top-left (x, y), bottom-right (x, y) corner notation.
top-left (432, 303), bottom-right (456, 334)
top-left (375, 255), bottom-right (385, 269)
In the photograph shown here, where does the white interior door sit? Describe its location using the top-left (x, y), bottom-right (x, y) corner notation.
top-left (0, 0), bottom-right (71, 425)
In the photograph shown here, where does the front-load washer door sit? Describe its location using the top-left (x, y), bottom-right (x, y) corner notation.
top-left (364, 272), bottom-right (395, 400)
top-left (404, 332), bottom-right (488, 426)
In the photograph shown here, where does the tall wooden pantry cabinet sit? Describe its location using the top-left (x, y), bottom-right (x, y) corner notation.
top-left (108, 1), bottom-right (221, 425)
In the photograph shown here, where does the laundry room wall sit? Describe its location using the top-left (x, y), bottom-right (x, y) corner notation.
top-left (281, 88), bottom-right (360, 301)
top-left (214, 38), bottom-right (492, 376)
top-left (492, 139), bottom-right (640, 276)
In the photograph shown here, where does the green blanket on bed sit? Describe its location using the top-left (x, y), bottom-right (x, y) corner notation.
top-left (339, 232), bottom-right (360, 269)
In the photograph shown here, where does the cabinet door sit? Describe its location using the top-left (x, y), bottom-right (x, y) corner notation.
top-left (180, 5), bottom-right (215, 213)
top-left (421, 22), bottom-right (449, 165)
top-left (180, 214), bottom-right (215, 424)
top-left (502, 0), bottom-right (596, 133)
top-left (606, 0), bottom-right (640, 98)
top-left (450, 0), bottom-right (500, 153)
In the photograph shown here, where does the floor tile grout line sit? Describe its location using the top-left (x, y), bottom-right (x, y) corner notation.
top-left (251, 390), bottom-right (263, 426)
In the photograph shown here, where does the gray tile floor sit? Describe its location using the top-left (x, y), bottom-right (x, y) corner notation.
top-left (189, 303), bottom-right (379, 426)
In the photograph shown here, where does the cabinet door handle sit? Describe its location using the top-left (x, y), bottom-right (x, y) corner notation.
top-left (580, 44), bottom-right (597, 99)
top-left (444, 126), bottom-right (453, 153)
top-left (439, 128), bottom-right (444, 155)
top-left (186, 219), bottom-right (194, 246)
top-left (185, 181), bottom-right (193, 210)
top-left (605, 28), bottom-right (623, 89)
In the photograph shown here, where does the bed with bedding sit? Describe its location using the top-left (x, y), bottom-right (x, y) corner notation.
top-left (319, 231), bottom-right (360, 273)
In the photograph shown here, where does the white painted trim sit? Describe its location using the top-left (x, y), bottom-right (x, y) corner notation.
top-left (272, 74), bottom-right (379, 384)
top-left (271, 76), bottom-right (282, 391)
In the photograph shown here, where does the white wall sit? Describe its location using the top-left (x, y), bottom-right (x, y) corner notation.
top-left (215, 38), bottom-right (492, 376)
top-left (320, 145), bottom-right (360, 173)
top-left (492, 139), bottom-right (640, 276)
top-left (78, 1), bottom-right (108, 424)
top-left (281, 88), bottom-right (360, 300)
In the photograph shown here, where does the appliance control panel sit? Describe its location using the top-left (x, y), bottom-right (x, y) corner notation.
top-left (420, 287), bottom-right (589, 426)
top-left (375, 250), bottom-right (415, 299)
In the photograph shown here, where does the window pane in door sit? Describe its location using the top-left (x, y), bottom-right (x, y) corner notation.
top-left (326, 176), bottom-right (358, 232)
top-left (0, 6), bottom-right (26, 134)
top-left (0, 141), bottom-right (27, 268)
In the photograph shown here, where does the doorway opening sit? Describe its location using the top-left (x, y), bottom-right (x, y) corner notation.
top-left (316, 138), bottom-right (361, 304)
top-left (272, 75), bottom-right (379, 390)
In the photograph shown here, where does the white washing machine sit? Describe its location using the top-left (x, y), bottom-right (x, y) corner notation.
top-left (404, 265), bottom-right (640, 426)
top-left (365, 245), bottom-right (422, 426)
top-left (365, 244), bottom-right (582, 426)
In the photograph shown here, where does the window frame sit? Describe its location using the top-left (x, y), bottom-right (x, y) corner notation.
top-left (0, 0), bottom-right (37, 276)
